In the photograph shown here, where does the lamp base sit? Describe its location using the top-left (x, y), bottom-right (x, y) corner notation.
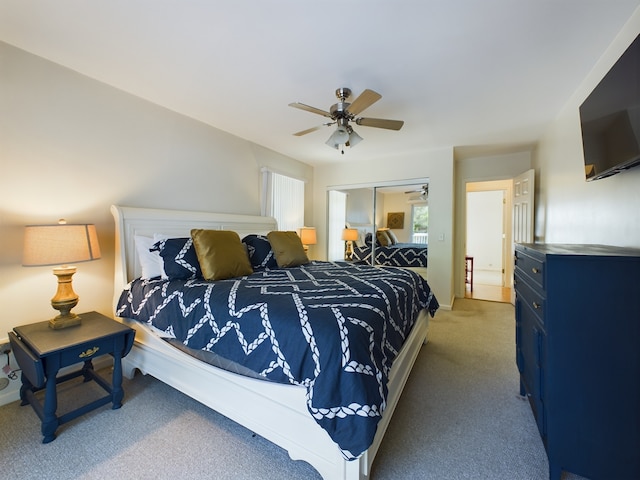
top-left (49, 266), bottom-right (81, 329)
top-left (345, 241), bottom-right (354, 261)
top-left (49, 313), bottom-right (81, 330)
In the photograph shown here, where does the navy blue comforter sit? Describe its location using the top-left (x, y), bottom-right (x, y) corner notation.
top-left (117, 260), bottom-right (438, 459)
top-left (352, 243), bottom-right (428, 267)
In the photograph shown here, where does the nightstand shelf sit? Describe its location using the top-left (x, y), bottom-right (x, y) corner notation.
top-left (9, 311), bottom-right (135, 443)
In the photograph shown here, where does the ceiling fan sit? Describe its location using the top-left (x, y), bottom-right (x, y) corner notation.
top-left (405, 185), bottom-right (429, 196)
top-left (406, 184), bottom-right (429, 204)
top-left (289, 88), bottom-right (404, 153)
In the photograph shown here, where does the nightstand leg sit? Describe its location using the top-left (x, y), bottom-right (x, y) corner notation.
top-left (81, 359), bottom-right (94, 382)
top-left (19, 372), bottom-right (33, 406)
top-left (111, 353), bottom-right (124, 409)
top-left (41, 359), bottom-right (60, 443)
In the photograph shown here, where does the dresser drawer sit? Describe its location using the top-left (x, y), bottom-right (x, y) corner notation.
top-left (515, 248), bottom-right (545, 291)
top-left (515, 292), bottom-right (547, 439)
top-left (515, 273), bottom-right (545, 326)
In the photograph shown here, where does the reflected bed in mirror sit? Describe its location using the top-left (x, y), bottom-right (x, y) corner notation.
top-left (328, 180), bottom-right (429, 272)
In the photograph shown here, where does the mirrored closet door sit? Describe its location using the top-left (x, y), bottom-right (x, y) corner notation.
top-left (327, 179), bottom-right (429, 269)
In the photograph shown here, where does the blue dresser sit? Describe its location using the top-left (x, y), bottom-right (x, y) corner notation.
top-left (515, 244), bottom-right (640, 480)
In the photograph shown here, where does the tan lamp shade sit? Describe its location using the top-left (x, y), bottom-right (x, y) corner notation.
top-left (342, 228), bottom-right (359, 261)
top-left (23, 223), bottom-right (101, 266)
top-left (341, 228), bottom-right (359, 242)
top-left (299, 227), bottom-right (317, 246)
top-left (23, 222), bottom-right (101, 329)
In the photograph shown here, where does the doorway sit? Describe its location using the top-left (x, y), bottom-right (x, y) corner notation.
top-left (465, 180), bottom-right (512, 303)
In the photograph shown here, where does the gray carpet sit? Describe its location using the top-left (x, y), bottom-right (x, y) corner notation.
top-left (0, 299), bottom-right (586, 479)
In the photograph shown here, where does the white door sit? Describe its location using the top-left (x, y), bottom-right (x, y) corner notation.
top-left (513, 169), bottom-right (535, 244)
top-left (511, 169), bottom-right (535, 303)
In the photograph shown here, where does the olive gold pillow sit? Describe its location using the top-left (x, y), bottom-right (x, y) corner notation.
top-left (267, 231), bottom-right (309, 268)
top-left (376, 229), bottom-right (392, 247)
top-left (190, 229), bottom-right (253, 281)
top-left (384, 229), bottom-right (399, 245)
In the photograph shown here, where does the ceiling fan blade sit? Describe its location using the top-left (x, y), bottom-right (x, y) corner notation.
top-left (288, 102), bottom-right (333, 119)
top-left (356, 117), bottom-right (404, 130)
top-left (347, 89), bottom-right (382, 116)
top-left (293, 125), bottom-right (326, 136)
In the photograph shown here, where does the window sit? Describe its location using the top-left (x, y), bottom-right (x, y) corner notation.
top-left (412, 204), bottom-right (429, 244)
top-left (261, 170), bottom-right (305, 231)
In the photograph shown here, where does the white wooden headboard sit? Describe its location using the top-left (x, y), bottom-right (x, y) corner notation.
top-left (111, 205), bottom-right (277, 312)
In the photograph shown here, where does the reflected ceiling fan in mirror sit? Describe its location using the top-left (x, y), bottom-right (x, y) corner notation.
top-left (289, 88), bottom-right (404, 154)
top-left (406, 184), bottom-right (429, 203)
top-left (405, 185), bottom-right (429, 196)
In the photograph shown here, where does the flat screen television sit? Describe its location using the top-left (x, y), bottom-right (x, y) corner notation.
top-left (579, 33), bottom-right (640, 181)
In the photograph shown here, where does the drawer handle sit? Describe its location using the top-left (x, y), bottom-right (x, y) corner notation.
top-left (79, 346), bottom-right (100, 358)
top-left (531, 267), bottom-right (540, 274)
top-left (532, 302), bottom-right (541, 310)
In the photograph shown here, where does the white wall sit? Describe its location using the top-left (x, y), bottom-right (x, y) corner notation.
top-left (534, 10), bottom-right (640, 247)
top-left (314, 147), bottom-right (455, 308)
top-left (0, 43), bottom-right (312, 354)
top-left (380, 192), bottom-right (415, 243)
top-left (345, 188), bottom-right (375, 226)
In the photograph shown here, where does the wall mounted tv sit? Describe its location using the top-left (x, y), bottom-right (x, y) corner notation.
top-left (579, 33), bottom-right (640, 181)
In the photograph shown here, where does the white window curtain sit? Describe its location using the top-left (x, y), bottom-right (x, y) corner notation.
top-left (261, 170), bottom-right (305, 231)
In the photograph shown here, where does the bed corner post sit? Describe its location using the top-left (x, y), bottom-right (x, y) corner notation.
top-left (110, 205), bottom-right (128, 318)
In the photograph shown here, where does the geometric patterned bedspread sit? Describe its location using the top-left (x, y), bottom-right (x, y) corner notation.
top-left (352, 243), bottom-right (428, 267)
top-left (116, 260), bottom-right (439, 459)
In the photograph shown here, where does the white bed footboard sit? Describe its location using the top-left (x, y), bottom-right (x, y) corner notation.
top-left (111, 205), bottom-right (429, 480)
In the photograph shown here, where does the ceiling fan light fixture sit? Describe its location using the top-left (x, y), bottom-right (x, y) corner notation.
top-left (325, 126), bottom-right (350, 149)
top-left (408, 195), bottom-right (428, 204)
top-left (347, 128), bottom-right (363, 148)
top-left (334, 126), bottom-right (349, 144)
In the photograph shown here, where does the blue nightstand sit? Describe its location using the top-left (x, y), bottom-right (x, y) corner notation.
top-left (9, 311), bottom-right (135, 443)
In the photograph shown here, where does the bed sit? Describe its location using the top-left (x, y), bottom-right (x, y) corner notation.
top-left (352, 232), bottom-right (428, 268)
top-left (111, 205), bottom-right (438, 480)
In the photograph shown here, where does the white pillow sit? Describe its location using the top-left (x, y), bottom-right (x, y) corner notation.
top-left (134, 235), bottom-right (165, 279)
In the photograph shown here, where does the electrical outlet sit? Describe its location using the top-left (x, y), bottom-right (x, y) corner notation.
top-left (0, 342), bottom-right (10, 355)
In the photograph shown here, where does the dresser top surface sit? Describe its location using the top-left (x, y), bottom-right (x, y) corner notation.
top-left (517, 243), bottom-right (640, 257)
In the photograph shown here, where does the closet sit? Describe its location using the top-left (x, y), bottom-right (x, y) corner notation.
top-left (327, 179), bottom-right (429, 264)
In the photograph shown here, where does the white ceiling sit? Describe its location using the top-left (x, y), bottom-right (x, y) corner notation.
top-left (1, 1), bottom-right (638, 166)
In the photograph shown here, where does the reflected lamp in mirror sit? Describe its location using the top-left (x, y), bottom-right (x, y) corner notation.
top-left (298, 227), bottom-right (317, 253)
top-left (22, 220), bottom-right (101, 329)
top-left (342, 228), bottom-right (359, 261)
